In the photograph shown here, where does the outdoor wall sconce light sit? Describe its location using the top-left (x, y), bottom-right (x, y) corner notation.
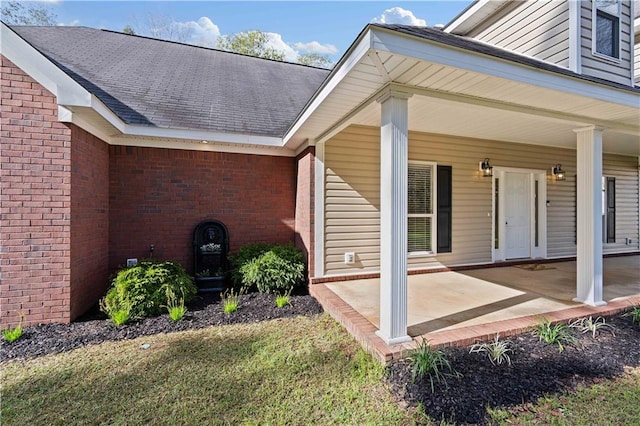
top-left (551, 164), bottom-right (566, 181)
top-left (479, 158), bottom-right (493, 177)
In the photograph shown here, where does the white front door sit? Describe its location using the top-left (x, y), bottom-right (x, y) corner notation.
top-left (504, 172), bottom-right (531, 259)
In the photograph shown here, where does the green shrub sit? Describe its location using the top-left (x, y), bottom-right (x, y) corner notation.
top-left (230, 243), bottom-right (273, 286)
top-left (101, 260), bottom-right (197, 319)
top-left (239, 245), bottom-right (305, 294)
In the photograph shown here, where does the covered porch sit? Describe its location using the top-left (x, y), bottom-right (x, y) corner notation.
top-left (311, 255), bottom-right (640, 362)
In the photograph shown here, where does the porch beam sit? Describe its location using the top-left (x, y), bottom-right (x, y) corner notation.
top-left (574, 126), bottom-right (606, 306)
top-left (385, 82), bottom-right (640, 136)
top-left (376, 89), bottom-right (412, 345)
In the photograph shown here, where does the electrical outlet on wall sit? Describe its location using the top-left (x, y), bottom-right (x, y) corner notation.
top-left (127, 258), bottom-right (138, 267)
top-left (344, 252), bottom-right (355, 264)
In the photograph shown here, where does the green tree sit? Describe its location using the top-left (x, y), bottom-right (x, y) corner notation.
top-left (122, 25), bottom-right (136, 35)
top-left (216, 30), bottom-right (285, 61)
top-left (297, 53), bottom-right (332, 68)
top-left (1, 1), bottom-right (57, 25)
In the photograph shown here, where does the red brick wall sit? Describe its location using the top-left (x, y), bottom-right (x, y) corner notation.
top-left (1, 55), bottom-right (72, 327)
top-left (109, 146), bottom-right (296, 272)
top-left (70, 125), bottom-right (110, 320)
top-left (295, 147), bottom-right (315, 278)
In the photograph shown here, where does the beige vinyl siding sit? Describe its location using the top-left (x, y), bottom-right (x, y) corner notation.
top-left (468, 1), bottom-right (571, 68)
top-left (581, 1), bottom-right (634, 85)
top-left (322, 125), bottom-right (639, 276)
top-left (324, 126), bottom-right (380, 275)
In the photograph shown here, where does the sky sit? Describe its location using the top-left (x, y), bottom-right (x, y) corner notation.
top-left (36, 1), bottom-right (474, 62)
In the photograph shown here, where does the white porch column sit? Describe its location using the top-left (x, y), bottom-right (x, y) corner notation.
top-left (376, 90), bottom-right (412, 345)
top-left (574, 126), bottom-right (606, 306)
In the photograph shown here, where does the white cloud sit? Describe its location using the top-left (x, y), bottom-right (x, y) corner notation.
top-left (264, 32), bottom-right (299, 62)
top-left (293, 41), bottom-right (338, 55)
top-left (57, 19), bottom-right (80, 27)
top-left (173, 17), bottom-right (221, 47)
top-left (371, 7), bottom-right (427, 26)
top-left (169, 17), bottom-right (337, 63)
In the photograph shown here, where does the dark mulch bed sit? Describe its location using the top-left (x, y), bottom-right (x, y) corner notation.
top-left (0, 292), bottom-right (324, 362)
top-left (387, 312), bottom-right (640, 425)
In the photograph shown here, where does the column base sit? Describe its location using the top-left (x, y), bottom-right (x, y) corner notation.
top-left (375, 330), bottom-right (412, 345)
top-left (572, 297), bottom-right (607, 307)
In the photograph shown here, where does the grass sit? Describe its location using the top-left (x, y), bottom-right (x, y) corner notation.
top-left (2, 314), bottom-right (638, 425)
top-left (0, 314), bottom-right (422, 425)
top-left (488, 367), bottom-right (640, 425)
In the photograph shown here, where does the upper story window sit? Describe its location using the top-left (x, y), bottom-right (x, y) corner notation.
top-left (594, 0), bottom-right (620, 59)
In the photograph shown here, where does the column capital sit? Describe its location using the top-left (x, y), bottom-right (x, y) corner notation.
top-left (376, 87), bottom-right (413, 104)
top-left (573, 125), bottom-right (605, 134)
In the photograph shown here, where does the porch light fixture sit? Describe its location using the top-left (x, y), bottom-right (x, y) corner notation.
top-left (551, 164), bottom-right (566, 181)
top-left (479, 158), bottom-right (493, 177)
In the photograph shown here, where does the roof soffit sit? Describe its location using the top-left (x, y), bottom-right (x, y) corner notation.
top-left (285, 25), bottom-right (639, 152)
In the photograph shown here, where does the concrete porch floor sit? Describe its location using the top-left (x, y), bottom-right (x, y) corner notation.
top-left (310, 255), bottom-right (640, 363)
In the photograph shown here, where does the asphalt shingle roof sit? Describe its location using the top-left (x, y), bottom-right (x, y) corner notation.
top-left (12, 26), bottom-right (330, 137)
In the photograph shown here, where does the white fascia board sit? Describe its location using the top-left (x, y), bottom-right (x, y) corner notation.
top-left (1, 23), bottom-right (91, 106)
top-left (109, 137), bottom-right (295, 157)
top-left (444, 0), bottom-right (497, 34)
top-left (122, 122), bottom-right (283, 147)
top-left (371, 27), bottom-right (640, 109)
top-left (282, 30), bottom-right (373, 147)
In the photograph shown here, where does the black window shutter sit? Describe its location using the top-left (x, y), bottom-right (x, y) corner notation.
top-left (606, 177), bottom-right (616, 243)
top-left (437, 165), bottom-right (452, 253)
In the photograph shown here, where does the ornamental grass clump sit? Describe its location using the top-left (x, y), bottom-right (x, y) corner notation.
top-left (623, 306), bottom-right (640, 327)
top-left (2, 322), bottom-right (23, 343)
top-left (408, 338), bottom-right (460, 392)
top-left (569, 316), bottom-right (615, 338)
top-left (275, 291), bottom-right (291, 308)
top-left (222, 287), bottom-right (244, 314)
top-left (469, 334), bottom-right (512, 366)
top-left (101, 260), bottom-right (196, 321)
top-left (532, 318), bottom-right (577, 352)
top-left (165, 290), bottom-right (188, 322)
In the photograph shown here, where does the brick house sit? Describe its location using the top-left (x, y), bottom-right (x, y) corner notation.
top-left (2, 1), bottom-right (639, 343)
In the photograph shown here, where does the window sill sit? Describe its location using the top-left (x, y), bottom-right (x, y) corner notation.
top-left (591, 51), bottom-right (621, 65)
top-left (408, 251), bottom-right (436, 258)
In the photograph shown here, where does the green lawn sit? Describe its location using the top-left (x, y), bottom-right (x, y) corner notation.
top-left (2, 313), bottom-right (639, 425)
top-left (0, 314), bottom-right (422, 425)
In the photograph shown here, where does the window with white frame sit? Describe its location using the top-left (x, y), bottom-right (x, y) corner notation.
top-left (594, 0), bottom-right (620, 59)
top-left (408, 162), bottom-right (435, 253)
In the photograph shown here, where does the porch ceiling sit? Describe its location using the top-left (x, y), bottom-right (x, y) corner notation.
top-left (285, 26), bottom-right (640, 156)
